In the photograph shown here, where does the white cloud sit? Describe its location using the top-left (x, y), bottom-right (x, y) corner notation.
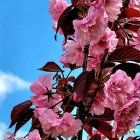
top-left (0, 122), bottom-right (7, 139)
top-left (0, 71), bottom-right (31, 98)
top-left (0, 122), bottom-right (27, 140)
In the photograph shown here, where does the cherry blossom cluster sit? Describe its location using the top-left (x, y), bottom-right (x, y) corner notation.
top-left (4, 0), bottom-right (140, 139)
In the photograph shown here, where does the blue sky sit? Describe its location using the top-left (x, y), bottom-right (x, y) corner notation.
top-left (0, 0), bottom-right (65, 138)
top-left (0, 0), bottom-right (139, 139)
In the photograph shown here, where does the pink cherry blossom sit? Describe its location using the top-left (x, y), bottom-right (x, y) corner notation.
top-left (113, 97), bottom-right (140, 136)
top-left (90, 92), bottom-right (105, 115)
top-left (98, 27), bottom-right (118, 53)
top-left (87, 51), bottom-right (103, 71)
top-left (39, 109), bottom-right (62, 138)
top-left (39, 109), bottom-right (82, 138)
top-left (31, 94), bottom-right (62, 111)
top-left (49, 0), bottom-right (68, 21)
top-left (34, 107), bottom-right (46, 118)
top-left (61, 27), bottom-right (118, 70)
top-left (3, 132), bottom-right (15, 140)
top-left (105, 0), bottom-right (122, 22)
top-left (60, 40), bottom-right (84, 67)
top-left (30, 74), bottom-right (53, 96)
top-left (133, 72), bottom-right (140, 98)
top-left (60, 113), bottom-right (83, 138)
top-left (27, 129), bottom-right (41, 140)
top-left (31, 94), bottom-right (48, 107)
top-left (104, 70), bottom-right (135, 110)
top-left (73, 92), bottom-right (81, 103)
top-left (85, 0), bottom-right (103, 7)
top-left (73, 5), bottom-right (108, 45)
top-left (87, 27), bottom-right (118, 70)
top-left (129, 0), bottom-right (140, 10)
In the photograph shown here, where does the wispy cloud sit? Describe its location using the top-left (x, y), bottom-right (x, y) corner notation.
top-left (0, 122), bottom-right (27, 139)
top-left (0, 122), bottom-right (7, 138)
top-left (0, 71), bottom-right (31, 98)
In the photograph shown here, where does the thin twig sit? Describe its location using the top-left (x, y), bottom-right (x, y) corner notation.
top-left (83, 44), bottom-right (89, 72)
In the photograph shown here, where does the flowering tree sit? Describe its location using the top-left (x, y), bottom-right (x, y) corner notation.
top-left (3, 0), bottom-right (140, 139)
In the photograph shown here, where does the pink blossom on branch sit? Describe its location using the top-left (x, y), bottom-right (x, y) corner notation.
top-left (39, 109), bottom-right (83, 138)
top-left (34, 107), bottom-right (46, 118)
top-left (60, 112), bottom-right (83, 139)
top-left (49, 0), bottom-right (69, 33)
top-left (73, 5), bottom-right (108, 45)
top-left (90, 92), bottom-right (105, 115)
top-left (3, 132), bottom-right (15, 140)
top-left (60, 27), bottom-right (118, 70)
top-left (39, 109), bottom-right (61, 138)
top-left (27, 129), bottom-right (41, 140)
top-left (30, 74), bottom-right (62, 111)
top-left (105, 0), bottom-right (122, 22)
top-left (133, 72), bottom-right (140, 98)
top-left (30, 74), bottom-right (53, 96)
top-left (60, 40), bottom-right (84, 67)
top-left (31, 93), bottom-right (62, 110)
top-left (113, 97), bottom-right (140, 136)
top-left (87, 27), bottom-right (118, 70)
top-left (85, 0), bottom-right (122, 22)
top-left (103, 70), bottom-right (135, 110)
top-left (49, 0), bottom-right (68, 21)
top-left (129, 0), bottom-right (140, 10)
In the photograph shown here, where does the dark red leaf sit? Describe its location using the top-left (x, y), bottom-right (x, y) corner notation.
top-left (62, 97), bottom-right (77, 112)
top-left (112, 63), bottom-right (140, 79)
top-left (9, 100), bottom-right (32, 128)
top-left (61, 104), bottom-right (74, 112)
top-left (124, 8), bottom-right (140, 18)
top-left (55, 5), bottom-right (79, 43)
top-left (127, 137), bottom-right (134, 140)
top-left (30, 116), bottom-right (41, 132)
top-left (71, 0), bottom-right (85, 6)
top-left (124, 21), bottom-right (140, 32)
top-left (107, 47), bottom-right (140, 63)
top-left (73, 71), bottom-right (89, 102)
top-left (42, 135), bottom-right (55, 140)
top-left (87, 119), bottom-right (118, 140)
top-left (73, 70), bottom-right (95, 102)
top-left (94, 108), bottom-right (114, 121)
top-left (86, 69), bottom-right (95, 93)
top-left (127, 136), bottom-right (140, 140)
top-left (83, 124), bottom-right (92, 137)
top-left (71, 0), bottom-right (80, 6)
top-left (14, 108), bottom-right (34, 134)
top-left (38, 62), bottom-right (62, 72)
top-left (134, 136), bottom-right (140, 140)
top-left (89, 134), bottom-right (101, 140)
